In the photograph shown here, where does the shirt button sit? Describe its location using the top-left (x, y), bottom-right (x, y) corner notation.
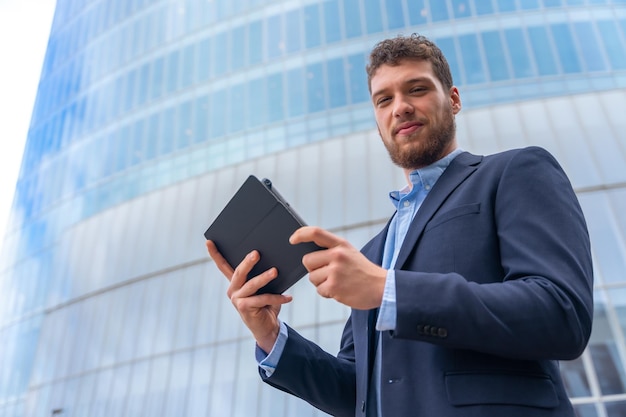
top-left (424, 184), bottom-right (431, 190)
top-left (403, 200), bottom-right (410, 207)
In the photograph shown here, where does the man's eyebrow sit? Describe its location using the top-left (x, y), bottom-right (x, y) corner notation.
top-left (371, 77), bottom-right (433, 98)
top-left (405, 77), bottom-right (434, 85)
top-left (371, 77), bottom-right (434, 98)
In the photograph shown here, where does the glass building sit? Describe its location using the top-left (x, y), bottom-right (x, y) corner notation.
top-left (1, 0), bottom-right (626, 415)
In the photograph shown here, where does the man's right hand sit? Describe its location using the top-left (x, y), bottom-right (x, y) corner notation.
top-left (205, 240), bottom-right (292, 353)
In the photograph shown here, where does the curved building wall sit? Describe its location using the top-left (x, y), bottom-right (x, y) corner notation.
top-left (0, 0), bottom-right (625, 416)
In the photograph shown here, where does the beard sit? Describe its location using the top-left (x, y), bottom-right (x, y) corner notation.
top-left (383, 108), bottom-right (456, 170)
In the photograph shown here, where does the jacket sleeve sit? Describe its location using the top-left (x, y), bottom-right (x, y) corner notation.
top-left (392, 147), bottom-right (593, 360)
top-left (260, 318), bottom-right (357, 417)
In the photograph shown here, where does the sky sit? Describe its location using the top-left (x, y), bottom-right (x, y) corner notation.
top-left (0, 0), bottom-right (56, 247)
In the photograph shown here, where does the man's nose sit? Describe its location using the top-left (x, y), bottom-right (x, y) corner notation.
top-left (393, 96), bottom-right (414, 117)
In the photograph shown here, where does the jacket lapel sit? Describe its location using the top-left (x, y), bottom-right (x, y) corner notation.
top-left (394, 152), bottom-right (482, 270)
top-left (361, 218), bottom-right (392, 265)
top-left (354, 220), bottom-right (392, 378)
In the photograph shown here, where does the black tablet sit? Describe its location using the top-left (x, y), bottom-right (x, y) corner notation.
top-left (204, 175), bottom-right (322, 294)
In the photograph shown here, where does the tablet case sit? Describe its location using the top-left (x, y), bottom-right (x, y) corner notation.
top-left (204, 175), bottom-right (321, 294)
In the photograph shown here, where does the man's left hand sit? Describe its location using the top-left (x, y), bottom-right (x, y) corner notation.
top-left (290, 226), bottom-right (387, 310)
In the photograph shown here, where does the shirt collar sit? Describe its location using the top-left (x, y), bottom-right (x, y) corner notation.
top-left (390, 148), bottom-right (464, 202)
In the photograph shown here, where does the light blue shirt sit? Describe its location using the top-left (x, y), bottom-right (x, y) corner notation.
top-left (258, 149), bottom-right (464, 381)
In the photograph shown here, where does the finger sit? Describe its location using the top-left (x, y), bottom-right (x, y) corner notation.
top-left (308, 265), bottom-right (329, 288)
top-left (313, 278), bottom-right (333, 300)
top-left (232, 292), bottom-right (293, 311)
top-left (230, 250), bottom-right (262, 291)
top-left (236, 264), bottom-right (279, 298)
top-left (233, 285), bottom-right (293, 310)
top-left (301, 249), bottom-right (333, 273)
top-left (289, 226), bottom-right (344, 248)
top-left (206, 240), bottom-right (235, 280)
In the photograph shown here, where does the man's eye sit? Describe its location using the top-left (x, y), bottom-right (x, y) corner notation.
top-left (377, 97), bottom-right (390, 105)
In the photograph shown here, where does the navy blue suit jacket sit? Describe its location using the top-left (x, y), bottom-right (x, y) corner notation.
top-left (261, 147), bottom-right (593, 417)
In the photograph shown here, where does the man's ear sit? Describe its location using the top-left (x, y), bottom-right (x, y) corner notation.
top-left (449, 86), bottom-right (462, 114)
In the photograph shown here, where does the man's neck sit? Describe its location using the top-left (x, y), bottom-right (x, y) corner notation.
top-left (402, 145), bottom-right (460, 189)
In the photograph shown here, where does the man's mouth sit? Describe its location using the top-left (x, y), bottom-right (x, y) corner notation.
top-left (394, 122), bottom-right (422, 136)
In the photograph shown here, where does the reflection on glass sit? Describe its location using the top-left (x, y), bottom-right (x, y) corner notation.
top-left (323, 0), bottom-right (341, 42)
top-left (605, 401), bottom-right (626, 417)
top-left (305, 4), bottom-right (322, 48)
top-left (482, 31), bottom-right (510, 81)
top-left (364, 0), bottom-right (383, 33)
top-left (574, 404), bottom-right (598, 417)
top-left (589, 292), bottom-right (626, 396)
top-left (561, 356), bottom-right (591, 397)
top-left (384, 0), bottom-right (405, 28)
top-left (178, 100), bottom-right (193, 149)
top-left (187, 347), bottom-right (213, 417)
top-left (197, 38), bottom-right (211, 82)
top-left (475, 0), bottom-right (495, 14)
top-left (213, 32), bottom-right (228, 76)
top-left (163, 351), bottom-right (192, 417)
top-left (286, 9), bottom-right (303, 52)
top-left (210, 89), bottom-right (227, 138)
top-left (124, 360), bottom-right (150, 417)
top-left (107, 364), bottom-right (131, 415)
top-left (117, 282), bottom-right (146, 363)
top-left (551, 23), bottom-right (582, 74)
top-left (459, 34), bottom-right (487, 84)
top-left (590, 342), bottom-right (626, 395)
top-left (504, 28), bottom-right (533, 78)
top-left (288, 67), bottom-right (306, 117)
top-left (574, 22), bottom-right (606, 72)
top-left (307, 62), bottom-right (326, 113)
top-left (150, 56), bottom-right (164, 101)
top-left (343, 0), bottom-right (362, 38)
top-left (182, 43), bottom-right (195, 88)
top-left (348, 53), bottom-right (368, 104)
top-left (249, 76), bottom-right (267, 128)
top-left (327, 57), bottom-right (348, 108)
top-left (194, 95), bottom-right (209, 143)
top-left (597, 21), bottom-right (626, 70)
top-left (497, 0), bottom-right (517, 11)
top-left (230, 84), bottom-right (246, 134)
top-left (267, 73), bottom-right (285, 122)
top-left (249, 20), bottom-right (263, 65)
top-left (144, 355), bottom-right (171, 416)
top-left (528, 26), bottom-right (558, 76)
top-left (209, 343), bottom-right (239, 416)
top-left (430, 0), bottom-right (449, 21)
top-left (268, 14), bottom-right (283, 58)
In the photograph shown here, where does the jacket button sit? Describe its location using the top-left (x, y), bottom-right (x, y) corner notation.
top-left (438, 328), bottom-right (448, 338)
top-left (417, 324), bottom-right (424, 334)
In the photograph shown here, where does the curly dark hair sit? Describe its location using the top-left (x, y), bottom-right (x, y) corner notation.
top-left (366, 34), bottom-right (454, 93)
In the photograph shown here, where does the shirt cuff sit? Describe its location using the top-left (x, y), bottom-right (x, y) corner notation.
top-left (256, 320), bottom-right (288, 377)
top-left (376, 269), bottom-right (397, 331)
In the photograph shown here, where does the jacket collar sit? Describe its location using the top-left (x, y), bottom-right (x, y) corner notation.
top-left (393, 151), bottom-right (482, 269)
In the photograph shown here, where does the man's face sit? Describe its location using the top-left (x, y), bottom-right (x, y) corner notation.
top-left (370, 59), bottom-right (461, 171)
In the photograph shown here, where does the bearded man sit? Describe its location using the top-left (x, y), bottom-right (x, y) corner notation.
top-left (207, 34), bottom-right (593, 417)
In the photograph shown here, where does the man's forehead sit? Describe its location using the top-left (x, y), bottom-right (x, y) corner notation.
top-left (372, 59), bottom-right (434, 77)
top-left (370, 60), bottom-right (437, 90)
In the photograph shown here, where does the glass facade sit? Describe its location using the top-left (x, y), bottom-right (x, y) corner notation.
top-left (0, 0), bottom-right (625, 416)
